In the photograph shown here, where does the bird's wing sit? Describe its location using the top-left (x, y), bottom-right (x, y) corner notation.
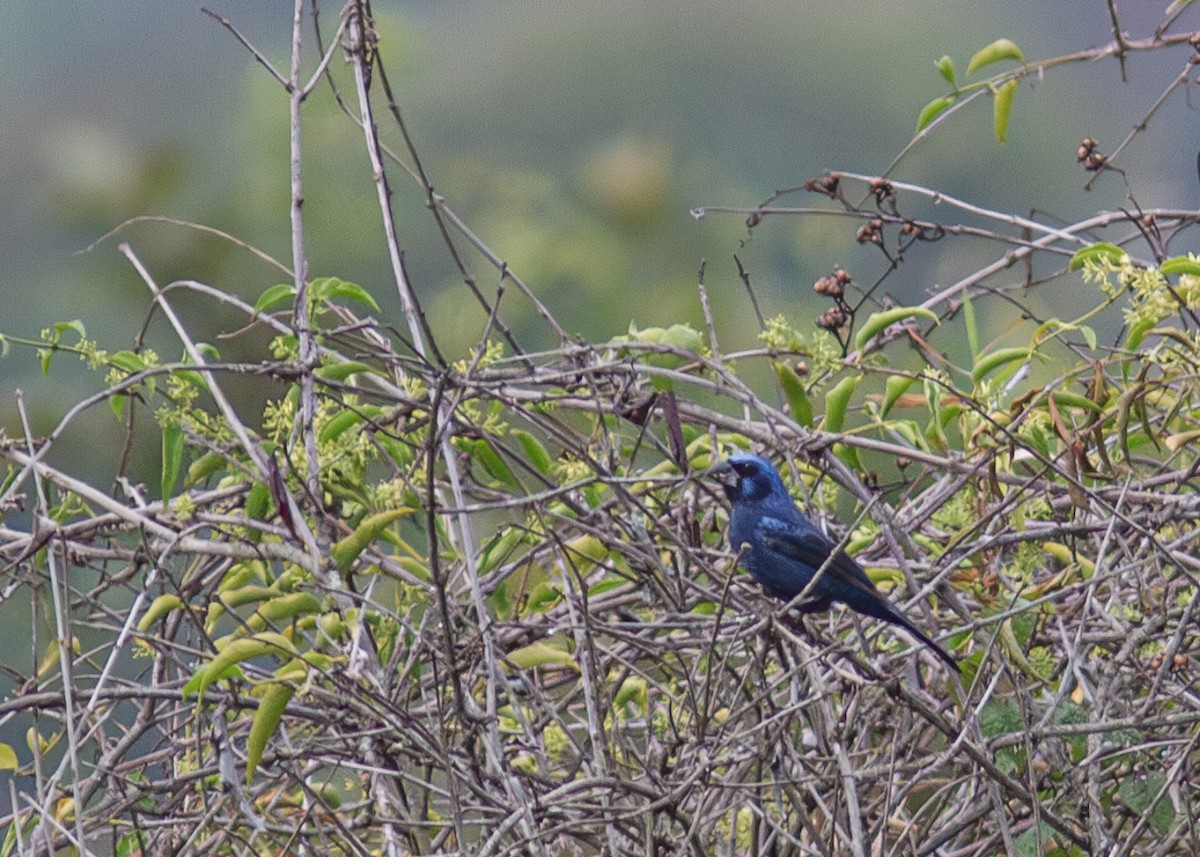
top-left (757, 515), bottom-right (879, 592)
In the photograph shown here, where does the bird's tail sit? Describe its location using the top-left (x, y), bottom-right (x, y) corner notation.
top-left (881, 607), bottom-right (959, 673)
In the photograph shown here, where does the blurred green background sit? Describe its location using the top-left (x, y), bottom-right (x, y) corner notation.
top-left (2, 1), bottom-right (1197, 480)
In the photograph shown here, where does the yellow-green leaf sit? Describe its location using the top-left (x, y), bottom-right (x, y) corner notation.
top-left (916, 96), bottom-right (955, 133)
top-left (243, 482), bottom-right (271, 545)
top-left (136, 594), bottom-right (185, 634)
top-left (971, 346), bottom-right (1031, 385)
top-left (186, 451), bottom-right (226, 485)
top-left (314, 360), bottom-right (377, 381)
top-left (882, 375), bottom-right (919, 418)
top-left (993, 79), bottom-right (1017, 143)
top-left (773, 361), bottom-right (813, 427)
top-left (1050, 391), bottom-right (1101, 413)
top-left (161, 421), bottom-right (183, 501)
top-left (310, 277), bottom-right (380, 312)
top-left (513, 429), bottom-right (553, 474)
top-left (1042, 542), bottom-right (1095, 579)
top-left (505, 640), bottom-right (577, 670)
top-left (823, 376), bottom-right (860, 434)
top-left (935, 55), bottom-right (957, 86)
top-left (255, 283), bottom-right (295, 313)
top-left (1123, 317), bottom-right (1156, 353)
top-left (318, 410), bottom-right (366, 444)
top-left (1068, 242), bottom-right (1126, 271)
top-left (614, 676), bottom-right (647, 710)
top-left (245, 681), bottom-right (295, 784)
top-left (855, 307), bottom-right (940, 352)
top-left (469, 438), bottom-right (520, 491)
top-left (0, 743), bottom-right (17, 771)
top-left (332, 509), bottom-right (411, 575)
top-left (967, 38), bottom-right (1024, 76)
top-left (185, 633), bottom-right (295, 699)
top-left (247, 592), bottom-right (323, 632)
top-left (218, 584), bottom-right (277, 609)
top-left (1159, 256), bottom-right (1200, 277)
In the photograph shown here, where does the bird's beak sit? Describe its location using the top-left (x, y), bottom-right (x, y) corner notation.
top-left (705, 459), bottom-right (739, 490)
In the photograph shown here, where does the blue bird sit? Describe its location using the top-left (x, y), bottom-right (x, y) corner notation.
top-left (711, 453), bottom-right (958, 672)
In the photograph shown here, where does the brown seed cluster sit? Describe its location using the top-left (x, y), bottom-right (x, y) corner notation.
top-left (803, 172), bottom-right (842, 198)
top-left (1077, 138), bottom-right (1107, 172)
top-left (856, 217), bottom-right (885, 245)
top-left (869, 177), bottom-right (894, 204)
top-left (814, 268), bottom-right (853, 332)
top-left (816, 305), bottom-right (849, 332)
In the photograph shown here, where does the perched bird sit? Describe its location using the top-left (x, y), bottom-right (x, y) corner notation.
top-left (711, 453), bottom-right (958, 672)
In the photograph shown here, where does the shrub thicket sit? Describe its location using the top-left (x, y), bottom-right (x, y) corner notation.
top-left (2, 3), bottom-right (1199, 855)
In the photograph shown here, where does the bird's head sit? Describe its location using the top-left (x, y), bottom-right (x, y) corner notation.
top-left (709, 453), bottom-right (788, 505)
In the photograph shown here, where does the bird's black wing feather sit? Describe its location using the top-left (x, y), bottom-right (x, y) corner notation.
top-left (757, 516), bottom-right (878, 592)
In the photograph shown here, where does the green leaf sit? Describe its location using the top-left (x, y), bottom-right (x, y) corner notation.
top-left (478, 526), bottom-right (526, 575)
top-left (0, 743), bottom-right (16, 771)
top-left (1159, 255), bottom-right (1200, 277)
top-left (962, 290), bottom-right (979, 360)
top-left (513, 429), bottom-right (553, 474)
top-left (916, 96), bottom-right (955, 133)
top-left (823, 376), bottom-right (860, 434)
top-left (108, 350), bottom-right (148, 374)
top-left (255, 283), bottom-right (295, 313)
top-left (184, 633), bottom-right (294, 699)
top-left (173, 369), bottom-right (207, 391)
top-left (310, 277), bottom-right (381, 312)
top-left (314, 360), bottom-right (377, 381)
top-left (971, 346), bottom-right (1031, 385)
top-left (161, 421), bottom-right (183, 501)
top-left (332, 508), bottom-right (411, 575)
top-left (1068, 241), bottom-right (1127, 271)
top-left (1119, 773), bottom-right (1174, 836)
top-left (56, 320), bottom-right (87, 339)
top-left (1123, 317), bottom-right (1156, 353)
top-left (1050, 391), bottom-right (1101, 413)
top-left (247, 592), bottom-right (323, 632)
top-left (318, 410), bottom-right (366, 444)
top-left (614, 676), bottom-right (647, 710)
top-left (980, 699), bottom-right (1023, 736)
top-left (469, 438), bottom-right (521, 491)
top-left (216, 584), bottom-right (277, 609)
top-left (773, 361), bottom-right (814, 427)
top-left (935, 55), bottom-right (957, 86)
top-left (245, 679), bottom-right (295, 784)
top-left (992, 79), bottom-right (1017, 143)
top-left (243, 481), bottom-right (271, 523)
top-left (1014, 822), bottom-right (1056, 857)
top-left (242, 484), bottom-right (270, 542)
top-left (882, 375), bottom-right (918, 418)
top-left (505, 639), bottom-right (577, 670)
top-left (136, 594), bottom-right (185, 634)
top-left (186, 451), bottom-right (226, 485)
top-left (855, 306), bottom-right (940, 352)
top-left (967, 38), bottom-right (1024, 76)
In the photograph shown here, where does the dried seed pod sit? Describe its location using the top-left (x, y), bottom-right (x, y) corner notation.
top-left (856, 221), bottom-right (881, 244)
top-left (804, 172), bottom-right (841, 197)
